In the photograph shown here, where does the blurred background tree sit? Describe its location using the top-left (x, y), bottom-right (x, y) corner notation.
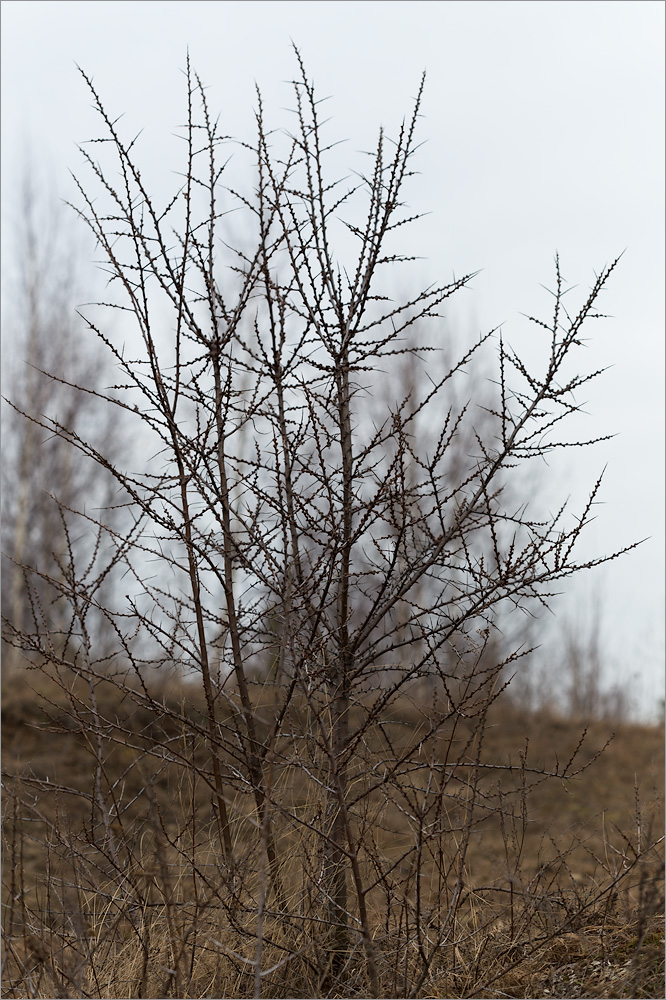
top-left (2, 168), bottom-right (121, 670)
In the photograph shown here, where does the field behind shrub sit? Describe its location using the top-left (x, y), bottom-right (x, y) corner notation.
top-left (2, 667), bottom-right (663, 999)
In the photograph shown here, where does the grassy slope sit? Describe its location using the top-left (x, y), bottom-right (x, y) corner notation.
top-left (2, 668), bottom-right (663, 998)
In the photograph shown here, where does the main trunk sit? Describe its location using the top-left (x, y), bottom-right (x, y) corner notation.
top-left (324, 352), bottom-right (354, 978)
top-left (324, 650), bottom-right (351, 977)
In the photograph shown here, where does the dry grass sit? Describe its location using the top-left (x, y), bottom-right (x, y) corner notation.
top-left (2, 666), bottom-right (663, 998)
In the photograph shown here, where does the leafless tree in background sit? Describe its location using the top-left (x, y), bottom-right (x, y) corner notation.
top-left (2, 54), bottom-right (654, 1000)
top-left (2, 172), bottom-right (121, 671)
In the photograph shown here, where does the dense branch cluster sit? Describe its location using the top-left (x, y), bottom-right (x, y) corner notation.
top-left (1, 53), bottom-right (649, 999)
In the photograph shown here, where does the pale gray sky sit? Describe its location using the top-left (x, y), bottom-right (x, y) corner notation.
top-left (2, 0), bottom-right (664, 717)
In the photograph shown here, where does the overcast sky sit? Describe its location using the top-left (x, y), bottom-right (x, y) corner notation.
top-left (2, 0), bottom-right (664, 718)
